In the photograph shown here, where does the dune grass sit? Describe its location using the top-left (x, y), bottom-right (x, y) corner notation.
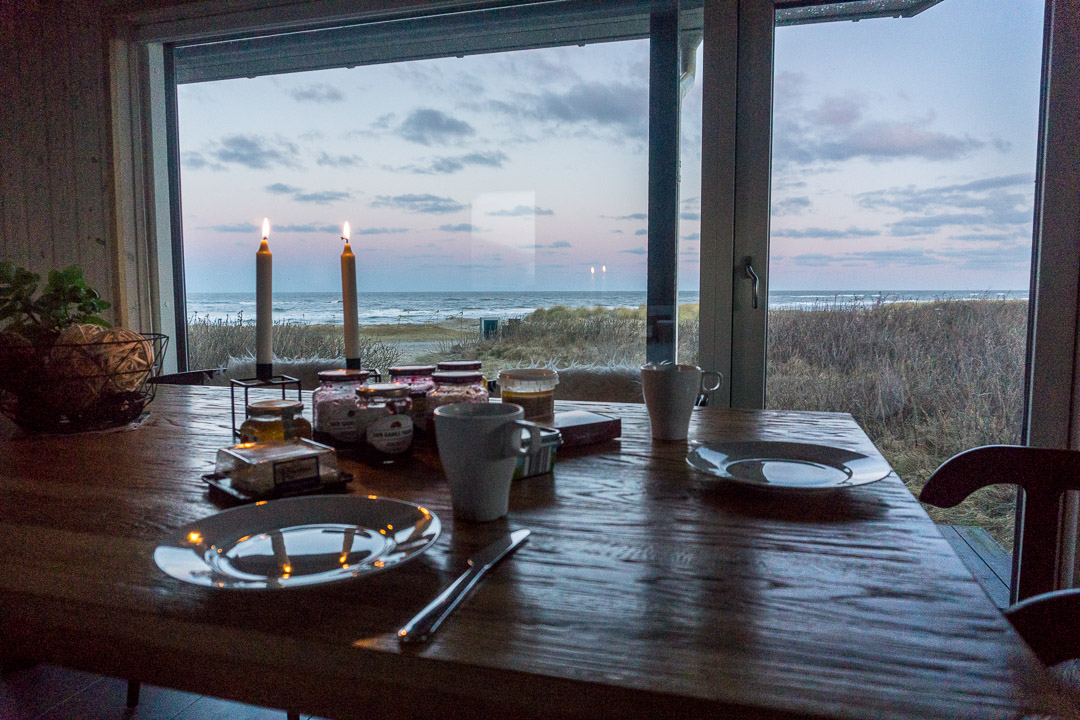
top-left (187, 298), bottom-right (1027, 547)
top-left (766, 299), bottom-right (1026, 547)
top-left (185, 316), bottom-right (404, 371)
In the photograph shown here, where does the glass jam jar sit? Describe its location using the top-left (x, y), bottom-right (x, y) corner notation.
top-left (426, 371), bottom-right (489, 431)
top-left (387, 365), bottom-right (436, 428)
top-left (436, 360), bottom-right (482, 372)
top-left (239, 399), bottom-right (312, 443)
top-left (354, 382), bottom-right (414, 462)
top-left (498, 368), bottom-right (559, 423)
top-left (312, 369), bottom-right (371, 450)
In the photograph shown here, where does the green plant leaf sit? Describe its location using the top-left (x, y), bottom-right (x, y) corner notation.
top-left (0, 262), bottom-right (110, 336)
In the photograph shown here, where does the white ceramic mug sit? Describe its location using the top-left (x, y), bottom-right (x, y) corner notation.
top-left (434, 402), bottom-right (544, 522)
top-left (640, 364), bottom-right (723, 441)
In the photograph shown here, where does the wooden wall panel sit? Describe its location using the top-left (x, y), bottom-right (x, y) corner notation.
top-left (0, 0), bottom-right (116, 322)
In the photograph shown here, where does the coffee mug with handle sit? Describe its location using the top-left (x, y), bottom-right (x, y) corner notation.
top-left (640, 364), bottom-right (723, 441)
top-left (434, 402), bottom-right (544, 521)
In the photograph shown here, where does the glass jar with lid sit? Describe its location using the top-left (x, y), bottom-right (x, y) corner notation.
top-left (312, 369), bottom-right (370, 450)
top-left (354, 382), bottom-right (414, 462)
top-left (239, 399), bottom-right (313, 443)
top-left (426, 371), bottom-right (489, 431)
top-left (498, 368), bottom-right (559, 423)
top-left (388, 365), bottom-right (436, 428)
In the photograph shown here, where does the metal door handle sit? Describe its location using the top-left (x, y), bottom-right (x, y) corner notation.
top-left (744, 260), bottom-right (760, 309)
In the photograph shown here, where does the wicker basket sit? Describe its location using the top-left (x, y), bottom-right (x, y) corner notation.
top-left (0, 332), bottom-right (169, 433)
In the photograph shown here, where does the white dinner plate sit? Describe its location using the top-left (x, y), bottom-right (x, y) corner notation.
top-left (686, 441), bottom-right (894, 490)
top-left (154, 495), bottom-right (440, 589)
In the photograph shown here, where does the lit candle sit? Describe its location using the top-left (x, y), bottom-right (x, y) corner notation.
top-left (601, 264), bottom-right (607, 293)
top-left (256, 218), bottom-right (273, 379)
top-left (340, 221), bottom-right (361, 367)
top-left (590, 265), bottom-right (596, 294)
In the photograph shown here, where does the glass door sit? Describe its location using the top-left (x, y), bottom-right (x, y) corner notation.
top-left (760, 0), bottom-right (1045, 549)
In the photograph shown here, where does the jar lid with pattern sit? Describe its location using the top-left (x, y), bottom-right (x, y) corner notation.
top-left (437, 360), bottom-right (482, 372)
top-left (356, 382), bottom-right (411, 399)
top-left (431, 371), bottom-right (484, 385)
top-left (388, 365), bottom-right (436, 376)
top-left (317, 369), bottom-right (371, 383)
top-left (247, 399), bottom-right (305, 416)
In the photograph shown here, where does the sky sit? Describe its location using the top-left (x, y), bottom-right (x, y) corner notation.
top-left (177, 0), bottom-right (1044, 294)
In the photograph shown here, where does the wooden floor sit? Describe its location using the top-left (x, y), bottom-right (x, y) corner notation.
top-left (0, 664), bottom-right (327, 720)
top-left (939, 525), bottom-right (1013, 609)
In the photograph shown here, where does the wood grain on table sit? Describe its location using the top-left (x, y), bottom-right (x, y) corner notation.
top-left (0, 386), bottom-right (1068, 720)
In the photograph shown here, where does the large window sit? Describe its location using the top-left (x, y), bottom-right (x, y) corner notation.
top-left (764, 0), bottom-right (1044, 548)
top-left (177, 41), bottom-right (654, 373)
top-left (169, 3), bottom-right (709, 380)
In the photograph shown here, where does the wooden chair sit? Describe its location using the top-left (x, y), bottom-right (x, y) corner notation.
top-left (1006, 588), bottom-right (1080, 666)
top-left (919, 445), bottom-right (1080, 601)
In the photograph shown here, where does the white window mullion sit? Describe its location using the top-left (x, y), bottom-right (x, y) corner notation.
top-left (697, 0), bottom-right (737, 403)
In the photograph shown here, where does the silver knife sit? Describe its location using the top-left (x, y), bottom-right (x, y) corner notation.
top-left (397, 528), bottom-right (530, 644)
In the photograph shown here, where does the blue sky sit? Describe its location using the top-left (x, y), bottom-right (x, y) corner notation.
top-left (177, 0), bottom-right (1043, 294)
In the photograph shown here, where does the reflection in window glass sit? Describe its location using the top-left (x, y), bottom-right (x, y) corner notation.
top-left (177, 42), bottom-right (655, 379)
top-left (678, 41), bottom-right (705, 366)
top-left (766, 0), bottom-right (1044, 548)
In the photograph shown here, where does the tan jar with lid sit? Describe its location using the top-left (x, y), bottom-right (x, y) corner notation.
top-left (497, 368), bottom-right (559, 423)
top-left (239, 399), bottom-right (312, 443)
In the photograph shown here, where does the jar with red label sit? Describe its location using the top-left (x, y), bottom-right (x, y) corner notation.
top-left (387, 365), bottom-right (436, 429)
top-left (354, 382), bottom-right (414, 462)
top-left (312, 369), bottom-right (371, 451)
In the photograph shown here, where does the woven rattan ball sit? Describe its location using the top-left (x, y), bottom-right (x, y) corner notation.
top-left (50, 323), bottom-right (109, 408)
top-left (95, 328), bottom-right (154, 392)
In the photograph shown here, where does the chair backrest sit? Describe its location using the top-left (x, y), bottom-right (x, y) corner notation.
top-left (919, 445), bottom-right (1080, 600)
top-left (1006, 588), bottom-right (1080, 666)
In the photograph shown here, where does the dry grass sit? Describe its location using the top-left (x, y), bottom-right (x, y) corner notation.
top-left (186, 316), bottom-right (403, 371)
top-left (431, 304), bottom-right (699, 367)
top-left (766, 298), bottom-right (1026, 547)
top-left (187, 299), bottom-right (1027, 547)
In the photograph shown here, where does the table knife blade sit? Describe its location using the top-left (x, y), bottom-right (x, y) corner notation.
top-left (397, 528), bottom-right (530, 644)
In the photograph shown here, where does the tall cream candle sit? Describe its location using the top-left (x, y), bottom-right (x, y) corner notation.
top-left (256, 217), bottom-right (273, 378)
top-left (340, 221), bottom-right (361, 365)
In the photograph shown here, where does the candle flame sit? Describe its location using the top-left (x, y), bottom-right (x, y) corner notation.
top-left (602, 265), bottom-right (607, 273)
top-left (342, 221), bottom-right (350, 241)
top-left (262, 217), bottom-right (270, 239)
top-left (590, 266), bottom-right (595, 275)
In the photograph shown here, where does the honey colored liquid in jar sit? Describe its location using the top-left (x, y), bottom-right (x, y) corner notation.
top-left (501, 389), bottom-right (554, 422)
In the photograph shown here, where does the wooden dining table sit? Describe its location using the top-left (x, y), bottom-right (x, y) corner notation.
top-left (0, 385), bottom-right (1070, 719)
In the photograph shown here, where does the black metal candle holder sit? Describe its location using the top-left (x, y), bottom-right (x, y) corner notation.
top-left (229, 374), bottom-right (301, 440)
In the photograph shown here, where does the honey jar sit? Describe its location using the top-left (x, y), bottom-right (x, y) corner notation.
top-left (239, 399), bottom-right (312, 443)
top-left (497, 368), bottom-right (559, 423)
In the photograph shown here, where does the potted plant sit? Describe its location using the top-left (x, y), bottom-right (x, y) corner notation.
top-left (0, 262), bottom-right (167, 432)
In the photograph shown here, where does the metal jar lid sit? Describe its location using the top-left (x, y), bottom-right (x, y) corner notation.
top-left (432, 371), bottom-right (484, 384)
top-left (356, 382), bottom-right (411, 399)
top-left (437, 360), bottom-right (482, 371)
top-left (388, 365), bottom-right (436, 376)
top-left (247, 399), bottom-right (305, 416)
top-left (317, 369), bottom-right (371, 383)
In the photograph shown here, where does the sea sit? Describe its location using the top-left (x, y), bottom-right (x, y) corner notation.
top-left (185, 290), bottom-right (1029, 326)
